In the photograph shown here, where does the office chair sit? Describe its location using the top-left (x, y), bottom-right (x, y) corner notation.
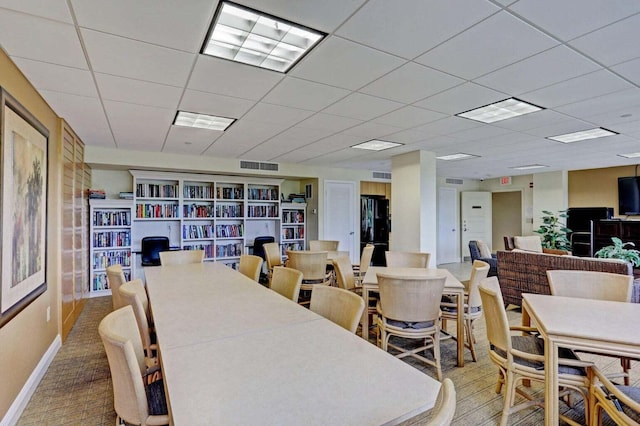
top-left (141, 236), bottom-right (170, 267)
top-left (252, 236), bottom-right (275, 284)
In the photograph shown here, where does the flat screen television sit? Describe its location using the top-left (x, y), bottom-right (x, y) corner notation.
top-left (618, 176), bottom-right (640, 215)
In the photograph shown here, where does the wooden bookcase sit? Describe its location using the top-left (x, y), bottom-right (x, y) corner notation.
top-left (281, 202), bottom-right (306, 255)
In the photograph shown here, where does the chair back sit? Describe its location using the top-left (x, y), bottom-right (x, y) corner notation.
top-left (547, 270), bottom-right (633, 302)
top-left (141, 236), bottom-right (170, 266)
top-left (159, 249), bottom-right (204, 265)
top-left (310, 285), bottom-right (365, 334)
top-left (377, 272), bottom-right (445, 322)
top-left (333, 255), bottom-right (356, 291)
top-left (468, 241), bottom-right (481, 262)
top-left (270, 266), bottom-right (303, 302)
top-left (106, 264), bottom-right (127, 310)
top-left (467, 260), bottom-right (491, 309)
top-left (478, 277), bottom-right (512, 354)
top-left (286, 250), bottom-right (329, 282)
top-left (98, 306), bottom-right (149, 424)
top-left (119, 279), bottom-right (154, 358)
top-left (503, 236), bottom-right (515, 251)
top-left (359, 244), bottom-right (375, 275)
top-left (253, 236), bottom-right (275, 261)
top-left (263, 242), bottom-right (283, 270)
top-left (385, 251), bottom-right (430, 268)
top-left (426, 378), bottom-right (457, 426)
top-left (239, 254), bottom-right (263, 282)
top-left (309, 240), bottom-right (339, 251)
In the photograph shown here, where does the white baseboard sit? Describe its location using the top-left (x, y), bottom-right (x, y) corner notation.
top-left (0, 334), bottom-right (61, 426)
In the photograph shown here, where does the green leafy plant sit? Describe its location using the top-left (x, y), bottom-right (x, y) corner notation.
top-left (534, 210), bottom-right (572, 251)
top-left (595, 237), bottom-right (640, 267)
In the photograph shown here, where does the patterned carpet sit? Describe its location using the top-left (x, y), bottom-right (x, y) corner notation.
top-left (16, 280), bottom-right (637, 425)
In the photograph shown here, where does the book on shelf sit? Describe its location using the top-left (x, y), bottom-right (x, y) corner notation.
top-left (119, 191), bottom-right (133, 199)
top-left (89, 189), bottom-right (106, 199)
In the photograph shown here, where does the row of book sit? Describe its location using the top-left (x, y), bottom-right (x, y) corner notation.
top-left (93, 231), bottom-right (131, 248)
top-left (94, 211), bottom-right (131, 227)
top-left (92, 250), bottom-right (131, 269)
top-left (217, 186), bottom-right (244, 200)
top-left (282, 243), bottom-right (304, 255)
top-left (136, 204), bottom-right (180, 218)
top-left (247, 205), bottom-right (279, 218)
top-left (183, 225), bottom-right (214, 239)
top-left (247, 188), bottom-right (278, 200)
top-left (183, 244), bottom-right (214, 258)
top-left (216, 242), bottom-right (243, 258)
top-left (92, 270), bottom-right (131, 291)
top-left (136, 183), bottom-right (179, 198)
top-left (282, 227), bottom-right (304, 240)
top-left (216, 224), bottom-right (244, 238)
top-left (89, 189), bottom-right (106, 199)
top-left (217, 204), bottom-right (244, 218)
top-left (184, 204), bottom-right (215, 218)
top-left (184, 185), bottom-right (215, 199)
top-left (282, 211), bottom-right (304, 223)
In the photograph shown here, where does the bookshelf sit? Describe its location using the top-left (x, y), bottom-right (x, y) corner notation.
top-left (89, 199), bottom-right (133, 297)
top-left (281, 202), bottom-right (306, 255)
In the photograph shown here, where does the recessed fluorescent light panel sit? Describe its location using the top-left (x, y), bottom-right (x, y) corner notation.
top-left (511, 164), bottom-right (548, 170)
top-left (618, 152), bottom-right (640, 159)
top-left (351, 140), bottom-right (403, 151)
top-left (174, 111), bottom-right (235, 131)
top-left (547, 128), bottom-right (618, 143)
top-left (456, 98), bottom-right (543, 123)
top-left (436, 153), bottom-right (479, 161)
top-left (202, 1), bottom-right (325, 73)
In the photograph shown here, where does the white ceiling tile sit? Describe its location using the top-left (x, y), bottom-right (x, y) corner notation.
top-left (261, 77), bottom-right (350, 111)
top-left (103, 100), bottom-right (175, 150)
top-left (322, 93), bottom-right (403, 121)
top-left (96, 73), bottom-right (182, 108)
top-left (0, 10), bottom-right (86, 68)
top-left (383, 129), bottom-right (435, 144)
top-left (412, 116), bottom-right (482, 137)
top-left (569, 13), bottom-right (640, 66)
top-left (0, 0), bottom-right (72, 22)
top-left (71, 0), bottom-right (214, 52)
top-left (12, 57), bottom-right (97, 97)
top-left (416, 11), bottom-right (558, 80)
top-left (583, 105), bottom-right (640, 130)
top-left (302, 148), bottom-right (366, 165)
top-left (188, 55), bottom-right (284, 100)
top-left (521, 119), bottom-right (598, 138)
top-left (448, 124), bottom-right (511, 142)
top-left (291, 36), bottom-right (406, 90)
top-left (179, 90), bottom-right (256, 119)
top-left (511, 0), bottom-right (640, 41)
top-left (242, 103), bottom-right (314, 127)
top-left (295, 113), bottom-right (362, 132)
top-left (162, 126), bottom-right (223, 154)
top-left (413, 83), bottom-right (506, 115)
top-left (81, 29), bottom-right (194, 86)
top-left (342, 122), bottom-right (403, 139)
top-left (336, 0), bottom-right (498, 58)
top-left (555, 88), bottom-right (640, 120)
top-left (373, 106), bottom-right (447, 128)
top-left (205, 122), bottom-right (289, 158)
top-left (360, 62), bottom-right (463, 104)
top-left (612, 57), bottom-right (640, 86)
top-left (491, 110), bottom-right (570, 131)
top-left (243, 127), bottom-right (329, 160)
top-left (474, 46), bottom-right (601, 95)
top-left (312, 134), bottom-right (365, 150)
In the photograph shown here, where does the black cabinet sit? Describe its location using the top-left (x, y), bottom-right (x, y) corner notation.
top-left (593, 220), bottom-right (640, 254)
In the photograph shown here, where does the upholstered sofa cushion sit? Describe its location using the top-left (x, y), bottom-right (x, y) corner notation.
top-left (477, 240), bottom-right (492, 258)
top-left (513, 236), bottom-right (543, 253)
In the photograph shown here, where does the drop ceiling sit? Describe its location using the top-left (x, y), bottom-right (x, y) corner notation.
top-left (1, 0), bottom-right (639, 180)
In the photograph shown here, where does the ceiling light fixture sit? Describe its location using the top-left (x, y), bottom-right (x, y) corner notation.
top-left (202, 1), bottom-right (325, 73)
top-left (547, 127), bottom-right (618, 143)
top-left (618, 152), bottom-right (640, 159)
top-left (456, 98), bottom-right (543, 123)
top-left (436, 153), bottom-right (479, 161)
top-left (351, 140), bottom-right (403, 151)
top-left (173, 111), bottom-right (235, 131)
top-left (511, 164), bottom-right (548, 170)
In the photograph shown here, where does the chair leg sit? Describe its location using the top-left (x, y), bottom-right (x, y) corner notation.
top-left (500, 370), bottom-right (516, 426)
top-left (433, 333), bottom-right (442, 381)
top-left (621, 357), bottom-right (631, 386)
top-left (465, 317), bottom-right (477, 362)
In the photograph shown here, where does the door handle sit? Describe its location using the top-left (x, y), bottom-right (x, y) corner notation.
top-left (349, 231), bottom-right (354, 235)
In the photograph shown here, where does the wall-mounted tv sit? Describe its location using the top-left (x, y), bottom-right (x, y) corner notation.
top-left (618, 176), bottom-right (640, 215)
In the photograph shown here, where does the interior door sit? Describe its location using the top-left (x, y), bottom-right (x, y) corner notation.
top-left (324, 180), bottom-right (357, 263)
top-left (437, 187), bottom-right (459, 264)
top-left (461, 191), bottom-right (492, 259)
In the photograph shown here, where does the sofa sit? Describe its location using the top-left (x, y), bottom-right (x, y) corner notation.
top-left (468, 240), bottom-right (497, 277)
top-left (496, 249), bottom-right (639, 306)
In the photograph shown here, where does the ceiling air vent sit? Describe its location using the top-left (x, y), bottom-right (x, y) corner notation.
top-left (259, 162), bottom-right (279, 171)
top-left (445, 178), bottom-right (464, 185)
top-left (372, 171), bottom-right (391, 180)
top-left (240, 160), bottom-right (260, 170)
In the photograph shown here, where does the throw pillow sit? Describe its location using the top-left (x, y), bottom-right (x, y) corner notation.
top-left (513, 236), bottom-right (543, 253)
top-left (477, 240), bottom-right (492, 258)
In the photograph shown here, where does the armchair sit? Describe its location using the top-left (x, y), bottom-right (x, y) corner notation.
top-left (468, 240), bottom-right (497, 277)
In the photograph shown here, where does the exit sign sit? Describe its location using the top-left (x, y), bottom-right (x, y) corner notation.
top-left (500, 176), bottom-right (512, 185)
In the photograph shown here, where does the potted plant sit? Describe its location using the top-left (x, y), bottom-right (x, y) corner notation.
top-left (534, 210), bottom-right (572, 251)
top-left (594, 237), bottom-right (640, 267)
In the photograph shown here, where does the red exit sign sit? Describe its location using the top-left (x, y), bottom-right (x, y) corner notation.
top-left (500, 176), bottom-right (512, 185)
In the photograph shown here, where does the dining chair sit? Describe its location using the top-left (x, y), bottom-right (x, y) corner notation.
top-left (263, 242), bottom-right (283, 282)
top-left (98, 306), bottom-right (169, 426)
top-left (384, 251), bottom-right (430, 268)
top-left (353, 243), bottom-right (375, 285)
top-left (286, 250), bottom-right (331, 305)
top-left (426, 378), bottom-right (457, 426)
top-left (106, 264), bottom-right (127, 310)
top-left (588, 366), bottom-right (640, 425)
top-left (376, 272), bottom-right (446, 380)
top-left (269, 266), bottom-right (303, 302)
top-left (333, 254), bottom-right (377, 336)
top-left (440, 260), bottom-right (490, 362)
top-left (239, 254), bottom-right (263, 282)
top-left (119, 279), bottom-right (157, 362)
top-left (309, 240), bottom-right (339, 251)
top-left (478, 276), bottom-right (590, 426)
top-left (547, 269), bottom-right (635, 385)
top-left (159, 249), bottom-right (204, 265)
top-left (141, 236), bottom-right (170, 267)
top-left (309, 285), bottom-right (365, 334)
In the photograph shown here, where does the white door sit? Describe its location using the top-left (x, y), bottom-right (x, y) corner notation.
top-left (437, 187), bottom-right (459, 264)
top-left (461, 191), bottom-right (492, 259)
top-left (324, 180), bottom-right (357, 263)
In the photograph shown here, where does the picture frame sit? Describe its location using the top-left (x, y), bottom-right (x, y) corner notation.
top-left (0, 87), bottom-right (48, 327)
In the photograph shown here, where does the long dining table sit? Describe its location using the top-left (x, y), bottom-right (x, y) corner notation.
top-left (145, 262), bottom-right (442, 425)
top-left (522, 293), bottom-right (640, 425)
top-left (362, 267), bottom-right (467, 367)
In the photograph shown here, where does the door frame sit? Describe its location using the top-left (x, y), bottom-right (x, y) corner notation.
top-left (437, 187), bottom-right (459, 264)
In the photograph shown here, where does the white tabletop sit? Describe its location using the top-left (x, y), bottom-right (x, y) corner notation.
top-left (145, 262), bottom-right (441, 425)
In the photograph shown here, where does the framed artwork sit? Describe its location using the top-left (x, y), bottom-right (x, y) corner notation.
top-left (0, 87), bottom-right (49, 327)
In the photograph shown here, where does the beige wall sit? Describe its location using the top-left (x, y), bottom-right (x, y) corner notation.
top-left (569, 165), bottom-right (637, 217)
top-left (480, 174), bottom-right (534, 235)
top-left (0, 50), bottom-right (62, 419)
top-left (492, 191), bottom-right (522, 251)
